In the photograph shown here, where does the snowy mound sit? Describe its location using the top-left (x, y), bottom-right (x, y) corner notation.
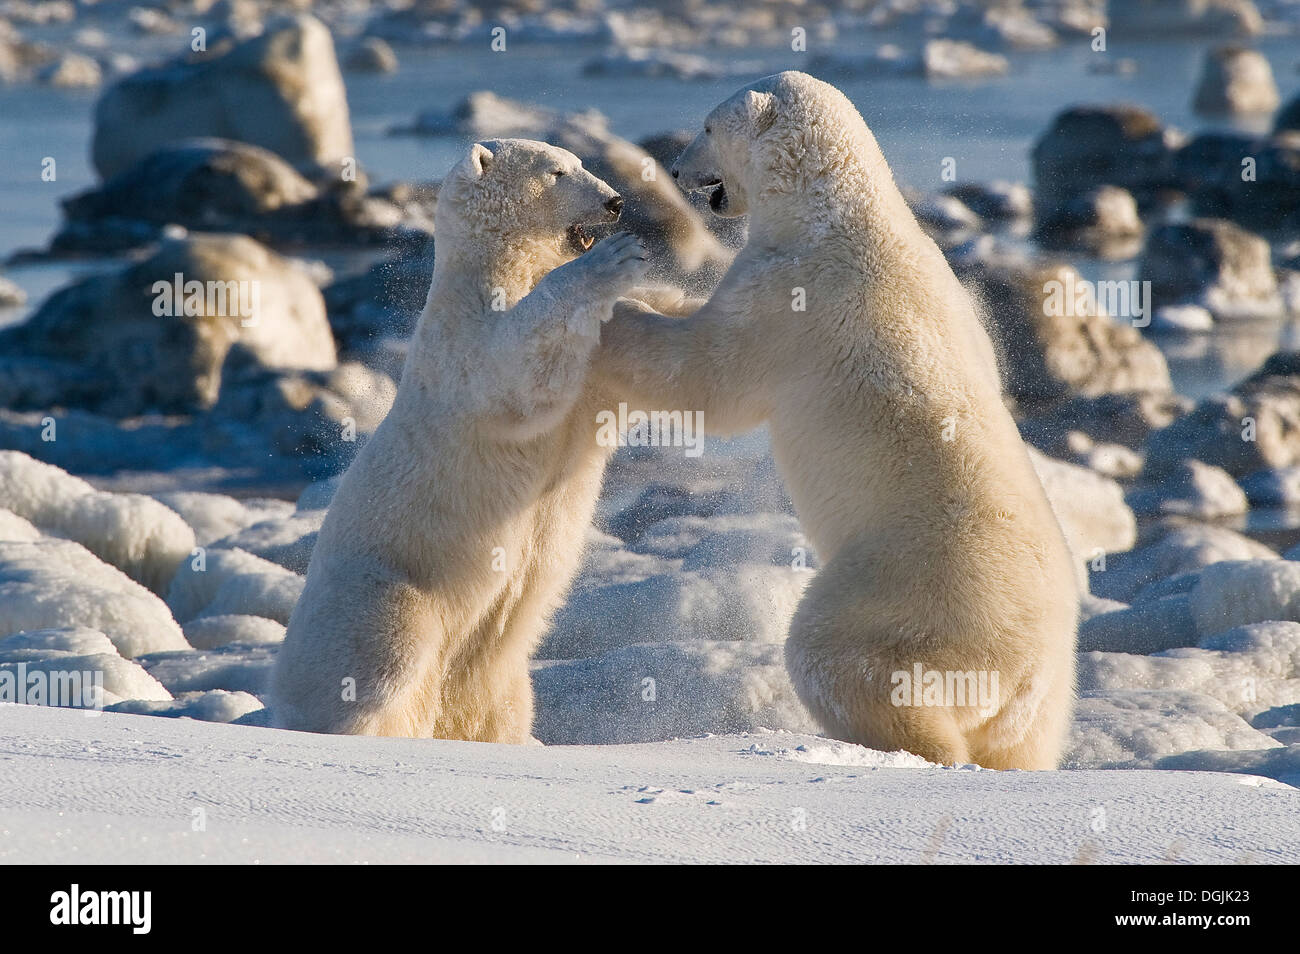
top-left (0, 451), bottom-right (195, 593)
top-left (0, 539), bottom-right (188, 658)
top-left (0, 627), bottom-right (172, 706)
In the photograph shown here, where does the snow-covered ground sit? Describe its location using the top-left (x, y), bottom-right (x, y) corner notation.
top-left (5, 448), bottom-right (1300, 862)
top-left (1, 705), bottom-right (1296, 864)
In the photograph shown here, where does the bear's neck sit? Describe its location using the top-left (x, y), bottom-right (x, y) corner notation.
top-left (747, 131), bottom-right (922, 254)
top-left (431, 229), bottom-right (570, 306)
top-left (403, 229), bottom-right (572, 384)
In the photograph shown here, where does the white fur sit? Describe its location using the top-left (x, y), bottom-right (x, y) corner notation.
top-left (597, 73), bottom-right (1078, 769)
top-left (271, 139), bottom-right (646, 740)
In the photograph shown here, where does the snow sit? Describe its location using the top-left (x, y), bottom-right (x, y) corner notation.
top-left (1079, 621), bottom-right (1300, 717)
top-left (0, 627), bottom-right (172, 705)
top-left (1189, 560), bottom-right (1300, 635)
top-left (1070, 689), bottom-right (1281, 766)
top-left (1078, 594), bottom-right (1197, 654)
top-left (209, 511), bottom-right (324, 574)
top-left (136, 643), bottom-right (277, 696)
top-left (0, 508), bottom-right (40, 542)
top-left (181, 614), bottom-right (286, 650)
top-left (165, 547), bottom-right (304, 624)
top-left (3, 459), bottom-right (1300, 861)
top-left (1090, 523), bottom-right (1278, 602)
top-left (152, 491), bottom-right (295, 547)
top-left (533, 641), bottom-right (818, 744)
top-left (0, 451), bottom-right (195, 593)
top-left (1027, 447), bottom-right (1136, 559)
top-left (108, 689), bottom-right (264, 723)
top-left (0, 706), bottom-right (1294, 863)
top-left (0, 539), bottom-right (188, 657)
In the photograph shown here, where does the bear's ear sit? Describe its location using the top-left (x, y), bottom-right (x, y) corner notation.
top-left (742, 90), bottom-right (777, 136)
top-left (467, 142), bottom-right (494, 178)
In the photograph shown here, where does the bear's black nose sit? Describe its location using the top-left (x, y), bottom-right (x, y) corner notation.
top-left (670, 168), bottom-right (679, 179)
top-left (605, 195), bottom-right (624, 216)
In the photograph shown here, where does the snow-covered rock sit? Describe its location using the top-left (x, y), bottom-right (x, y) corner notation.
top-left (1028, 448), bottom-right (1137, 560)
top-left (342, 37), bottom-right (397, 74)
top-left (152, 492), bottom-right (294, 547)
top-left (1125, 459), bottom-right (1249, 519)
top-left (1189, 561), bottom-right (1300, 634)
top-left (0, 627), bottom-right (172, 706)
top-left (1140, 219), bottom-right (1283, 321)
top-left (1, 234), bottom-right (338, 415)
top-left (108, 688), bottom-right (263, 723)
top-left (1032, 104), bottom-right (1176, 211)
top-left (165, 546), bottom-right (303, 624)
top-left (1241, 466), bottom-right (1300, 507)
top-left (0, 451), bottom-right (195, 593)
top-left (1193, 45), bottom-right (1279, 116)
top-left (181, 614), bottom-right (285, 650)
top-left (0, 540), bottom-right (187, 658)
top-left (1069, 688), bottom-right (1280, 767)
top-left (136, 643), bottom-right (277, 696)
top-left (210, 511), bottom-right (324, 574)
top-left (1079, 621), bottom-right (1300, 717)
top-left (1078, 594), bottom-right (1199, 654)
top-left (0, 508), bottom-right (40, 542)
top-left (533, 641), bottom-right (817, 745)
top-left (1143, 353), bottom-right (1300, 479)
top-left (92, 14), bottom-right (354, 178)
top-left (1089, 523), bottom-right (1276, 602)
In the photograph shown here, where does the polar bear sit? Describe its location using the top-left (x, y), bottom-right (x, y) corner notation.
top-left (271, 139), bottom-right (646, 740)
top-left (594, 72), bottom-right (1078, 769)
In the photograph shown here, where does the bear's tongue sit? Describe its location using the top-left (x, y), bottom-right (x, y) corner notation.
top-left (567, 224), bottom-right (595, 254)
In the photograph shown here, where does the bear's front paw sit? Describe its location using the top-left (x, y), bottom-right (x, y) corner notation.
top-left (580, 231), bottom-right (649, 294)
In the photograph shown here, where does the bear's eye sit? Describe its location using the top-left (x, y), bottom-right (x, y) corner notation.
top-left (704, 125), bottom-right (712, 135)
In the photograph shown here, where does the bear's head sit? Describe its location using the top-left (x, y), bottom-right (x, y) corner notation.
top-left (671, 71), bottom-right (883, 221)
top-left (436, 138), bottom-right (624, 257)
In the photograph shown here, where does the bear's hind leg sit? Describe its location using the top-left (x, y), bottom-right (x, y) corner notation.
top-left (786, 582), bottom-right (973, 765)
top-left (780, 548), bottom-right (977, 764)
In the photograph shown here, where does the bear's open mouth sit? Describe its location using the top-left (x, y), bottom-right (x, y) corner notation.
top-left (567, 224), bottom-right (595, 254)
top-left (705, 182), bottom-right (727, 212)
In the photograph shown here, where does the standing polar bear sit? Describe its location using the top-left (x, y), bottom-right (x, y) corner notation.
top-left (596, 72), bottom-right (1078, 769)
top-left (271, 139), bottom-right (646, 740)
